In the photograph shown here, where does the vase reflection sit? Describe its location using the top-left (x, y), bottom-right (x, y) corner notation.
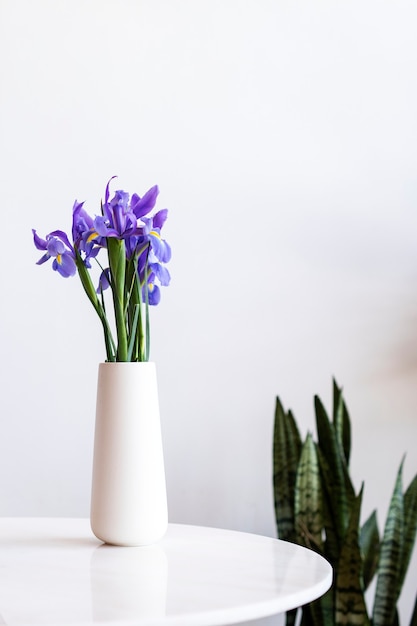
top-left (90, 542), bottom-right (168, 621)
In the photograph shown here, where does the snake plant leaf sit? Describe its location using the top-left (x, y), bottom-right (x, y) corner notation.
top-left (300, 591), bottom-right (335, 626)
top-left (396, 473), bottom-right (417, 597)
top-left (300, 608), bottom-right (315, 626)
top-left (295, 434), bottom-right (324, 552)
top-left (300, 594), bottom-right (334, 626)
top-left (335, 487), bottom-right (370, 626)
top-left (315, 395), bottom-right (355, 542)
top-left (332, 379), bottom-right (351, 467)
top-left (273, 397), bottom-right (302, 542)
top-left (317, 446), bottom-right (340, 568)
top-left (409, 594), bottom-right (417, 626)
top-left (359, 509), bottom-right (380, 590)
top-left (285, 608), bottom-right (298, 626)
top-left (373, 462), bottom-right (405, 626)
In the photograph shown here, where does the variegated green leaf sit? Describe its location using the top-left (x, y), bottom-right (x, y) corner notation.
top-left (317, 446), bottom-right (340, 568)
top-left (295, 434), bottom-right (324, 552)
top-left (285, 608), bottom-right (298, 626)
top-left (335, 488), bottom-right (370, 626)
top-left (359, 510), bottom-right (380, 590)
top-left (397, 473), bottom-right (417, 597)
top-left (273, 397), bottom-right (302, 542)
top-left (373, 462), bottom-right (404, 626)
top-left (302, 589), bottom-right (335, 626)
top-left (333, 379), bottom-right (351, 467)
top-left (315, 396), bottom-right (355, 542)
top-left (300, 608), bottom-right (315, 626)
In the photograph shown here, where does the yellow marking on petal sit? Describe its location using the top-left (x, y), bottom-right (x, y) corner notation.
top-left (150, 230), bottom-right (160, 239)
top-left (87, 231), bottom-right (99, 243)
top-left (149, 283), bottom-right (154, 291)
top-left (57, 254), bottom-right (62, 264)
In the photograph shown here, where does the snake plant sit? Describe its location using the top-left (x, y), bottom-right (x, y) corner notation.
top-left (273, 380), bottom-right (417, 626)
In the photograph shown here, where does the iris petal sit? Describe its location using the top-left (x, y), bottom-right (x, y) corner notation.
top-left (47, 238), bottom-right (65, 256)
top-left (152, 209), bottom-right (168, 229)
top-left (150, 262), bottom-right (171, 286)
top-left (131, 185), bottom-right (159, 219)
top-left (150, 235), bottom-right (171, 263)
top-left (32, 229), bottom-right (47, 251)
top-left (36, 253), bottom-right (51, 265)
top-left (96, 268), bottom-right (111, 292)
top-left (145, 283), bottom-right (161, 306)
top-left (48, 229), bottom-right (74, 252)
top-left (52, 252), bottom-right (76, 277)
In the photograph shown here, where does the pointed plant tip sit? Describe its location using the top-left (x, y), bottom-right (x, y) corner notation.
top-left (275, 396), bottom-right (285, 412)
top-left (313, 394), bottom-right (323, 407)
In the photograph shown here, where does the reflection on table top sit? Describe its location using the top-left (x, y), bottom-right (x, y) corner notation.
top-left (0, 518), bottom-right (332, 626)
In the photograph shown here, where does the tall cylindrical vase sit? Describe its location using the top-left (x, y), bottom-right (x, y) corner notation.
top-left (90, 362), bottom-right (168, 546)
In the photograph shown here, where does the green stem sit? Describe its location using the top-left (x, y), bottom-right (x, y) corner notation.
top-left (75, 250), bottom-right (116, 361)
top-left (126, 260), bottom-right (139, 361)
top-left (107, 238), bottom-right (128, 361)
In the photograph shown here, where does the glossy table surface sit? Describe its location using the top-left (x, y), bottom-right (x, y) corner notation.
top-left (0, 518), bottom-right (332, 626)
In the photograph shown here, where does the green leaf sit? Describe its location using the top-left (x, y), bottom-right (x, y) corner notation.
top-left (373, 462), bottom-right (405, 626)
top-left (300, 608), bottom-right (315, 626)
top-left (145, 290), bottom-right (150, 361)
top-left (315, 395), bottom-right (355, 543)
top-left (285, 608), bottom-right (298, 626)
top-left (126, 304), bottom-right (141, 362)
top-left (397, 473), bottom-right (417, 596)
top-left (273, 398), bottom-right (302, 542)
top-left (75, 249), bottom-right (116, 361)
top-left (295, 434), bottom-right (324, 552)
top-left (107, 237), bottom-right (128, 361)
top-left (335, 487), bottom-right (370, 626)
top-left (333, 379), bottom-right (351, 467)
top-left (317, 446), bottom-right (341, 568)
top-left (360, 510), bottom-right (380, 590)
top-left (302, 592), bottom-right (335, 626)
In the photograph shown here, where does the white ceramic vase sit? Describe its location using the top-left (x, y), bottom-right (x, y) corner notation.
top-left (90, 362), bottom-right (168, 546)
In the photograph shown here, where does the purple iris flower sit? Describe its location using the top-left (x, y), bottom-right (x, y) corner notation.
top-left (130, 185), bottom-right (159, 219)
top-left (141, 263), bottom-right (170, 306)
top-left (132, 210), bottom-right (171, 265)
top-left (72, 201), bottom-right (93, 244)
top-left (94, 180), bottom-right (140, 240)
top-left (124, 225), bottom-right (171, 264)
top-left (149, 261), bottom-right (171, 287)
top-left (145, 210), bottom-right (171, 263)
top-left (96, 268), bottom-right (111, 293)
top-left (32, 229), bottom-right (76, 278)
top-left (72, 200), bottom-right (103, 265)
top-left (145, 282), bottom-right (161, 306)
top-left (33, 177), bottom-right (171, 324)
top-left (136, 253), bottom-right (170, 306)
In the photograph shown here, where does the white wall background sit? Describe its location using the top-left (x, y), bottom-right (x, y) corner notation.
top-left (1, 1), bottom-right (416, 624)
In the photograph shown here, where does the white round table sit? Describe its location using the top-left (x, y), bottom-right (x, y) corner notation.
top-left (0, 518), bottom-right (332, 626)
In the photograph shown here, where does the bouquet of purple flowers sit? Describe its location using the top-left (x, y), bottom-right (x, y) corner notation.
top-left (33, 177), bottom-right (171, 362)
